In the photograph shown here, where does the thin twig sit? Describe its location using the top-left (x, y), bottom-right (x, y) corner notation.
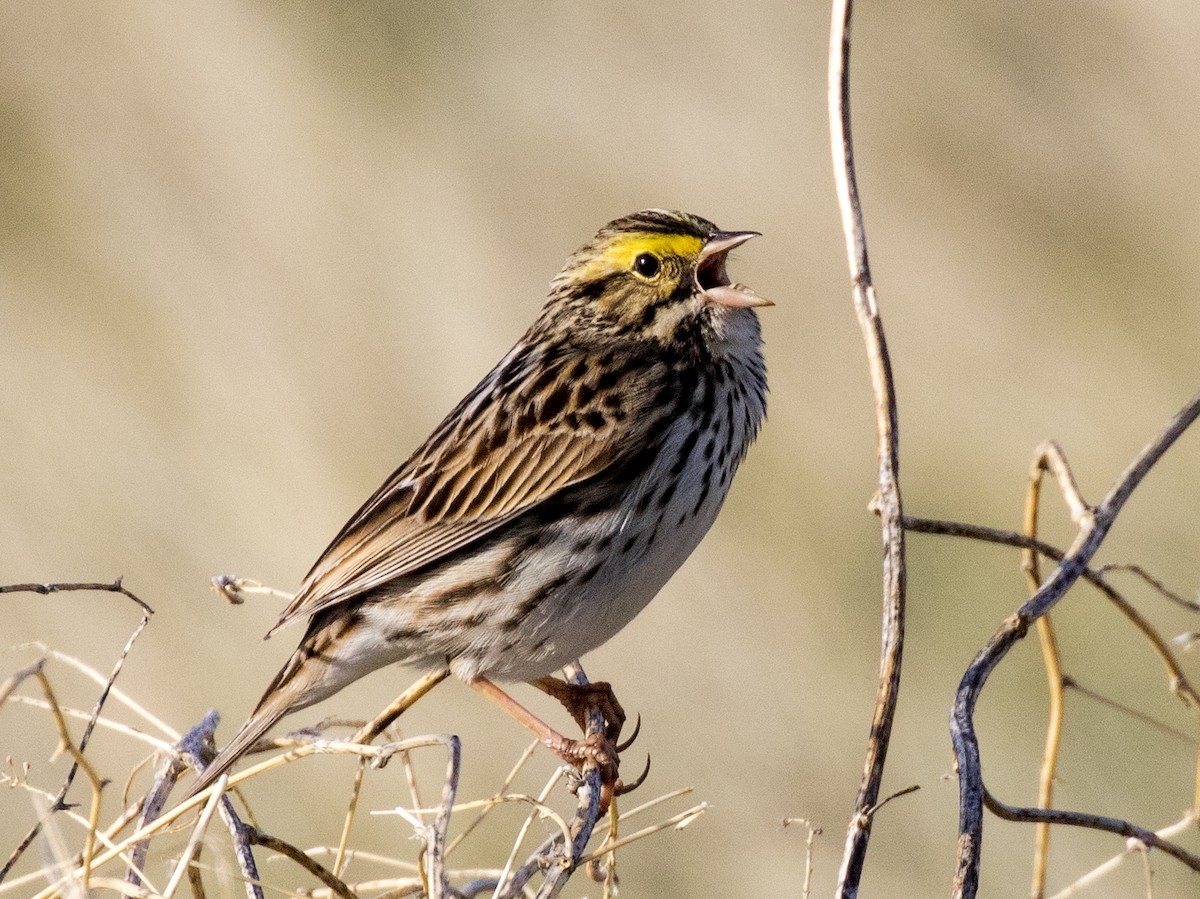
top-left (0, 579), bottom-right (153, 616)
top-left (906, 517), bottom-right (1200, 714)
top-left (210, 575), bottom-right (294, 606)
top-left (215, 796), bottom-right (264, 899)
top-left (0, 778), bottom-right (154, 891)
top-left (783, 818), bottom-right (823, 899)
top-left (1062, 677), bottom-right (1195, 743)
top-left (827, 2), bottom-right (908, 895)
top-left (34, 667), bottom-right (107, 895)
top-left (246, 827), bottom-right (357, 899)
top-left (491, 767), bottom-right (566, 899)
top-left (908, 513), bottom-right (1200, 825)
top-left (949, 391), bottom-right (1200, 898)
top-left (126, 745), bottom-right (188, 886)
top-left (1097, 564), bottom-right (1200, 614)
top-left (25, 722), bottom-right (407, 898)
top-left (446, 741), bottom-right (540, 856)
top-left (494, 662), bottom-right (607, 899)
top-left (175, 711), bottom-right (263, 899)
top-left (983, 789), bottom-right (1200, 872)
top-left (387, 735), bottom-right (461, 899)
top-left (0, 581), bottom-right (153, 884)
top-left (531, 661), bottom-right (607, 899)
top-left (1045, 810), bottom-right (1199, 898)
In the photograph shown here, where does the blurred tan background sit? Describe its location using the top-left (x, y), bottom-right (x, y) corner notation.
top-left (3, 2), bottom-right (1199, 896)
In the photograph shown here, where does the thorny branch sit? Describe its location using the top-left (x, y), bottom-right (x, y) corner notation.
top-left (827, 0), bottom-right (908, 895)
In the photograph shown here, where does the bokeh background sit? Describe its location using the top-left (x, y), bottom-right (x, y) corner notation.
top-left (3, 2), bottom-right (1199, 896)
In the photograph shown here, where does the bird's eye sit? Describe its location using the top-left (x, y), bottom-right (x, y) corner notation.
top-left (632, 253), bottom-right (661, 278)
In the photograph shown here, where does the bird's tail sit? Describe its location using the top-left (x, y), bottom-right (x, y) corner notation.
top-left (183, 640), bottom-right (321, 800)
top-left (184, 698), bottom-right (288, 800)
top-left (183, 610), bottom-right (382, 801)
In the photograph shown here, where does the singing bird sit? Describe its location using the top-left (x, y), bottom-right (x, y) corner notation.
top-left (188, 210), bottom-right (768, 798)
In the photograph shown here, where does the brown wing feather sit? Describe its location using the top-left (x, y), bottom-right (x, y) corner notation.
top-left (268, 342), bottom-right (670, 635)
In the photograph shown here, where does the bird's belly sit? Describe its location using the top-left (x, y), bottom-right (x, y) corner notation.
top-left (465, 440), bottom-right (736, 681)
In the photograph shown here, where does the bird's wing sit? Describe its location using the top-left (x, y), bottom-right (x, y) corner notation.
top-left (268, 341), bottom-right (676, 634)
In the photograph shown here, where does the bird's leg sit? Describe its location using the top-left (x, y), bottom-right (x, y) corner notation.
top-left (468, 676), bottom-right (620, 789)
top-left (531, 675), bottom-right (627, 743)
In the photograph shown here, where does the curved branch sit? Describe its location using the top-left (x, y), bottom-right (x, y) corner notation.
top-left (983, 790), bottom-right (1200, 873)
top-left (949, 392), bottom-right (1200, 898)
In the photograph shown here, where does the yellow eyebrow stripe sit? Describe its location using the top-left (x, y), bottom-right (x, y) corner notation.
top-left (600, 231), bottom-right (704, 268)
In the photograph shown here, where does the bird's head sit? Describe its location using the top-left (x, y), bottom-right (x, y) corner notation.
top-left (547, 209), bottom-right (770, 347)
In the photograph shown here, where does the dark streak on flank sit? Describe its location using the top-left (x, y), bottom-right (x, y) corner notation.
top-left (656, 479), bottom-right (677, 509)
top-left (671, 430), bottom-right (700, 476)
top-left (504, 571), bottom-right (574, 631)
top-left (426, 574), bottom-right (504, 606)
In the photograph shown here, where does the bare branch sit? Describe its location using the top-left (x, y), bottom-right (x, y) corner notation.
top-left (1045, 811), bottom-right (1200, 898)
top-left (949, 391), bottom-right (1200, 898)
top-left (983, 790), bottom-right (1200, 873)
top-left (827, 1), bottom-right (908, 894)
top-left (246, 827), bottom-right (357, 899)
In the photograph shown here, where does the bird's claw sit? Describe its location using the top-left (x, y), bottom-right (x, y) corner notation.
top-left (616, 713), bottom-right (641, 752)
top-left (614, 754), bottom-right (651, 797)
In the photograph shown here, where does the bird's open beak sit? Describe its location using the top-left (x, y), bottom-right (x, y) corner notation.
top-left (695, 230), bottom-right (773, 309)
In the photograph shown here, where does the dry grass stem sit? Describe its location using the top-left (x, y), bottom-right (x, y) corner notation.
top-left (210, 575), bottom-right (295, 606)
top-left (0, 639), bottom-right (697, 899)
top-left (9, 644), bottom-right (178, 741)
top-left (488, 768), bottom-right (566, 899)
top-left (5, 696), bottom-right (176, 752)
top-left (783, 818), bottom-right (823, 899)
top-left (576, 802), bottom-right (707, 865)
top-left (162, 774), bottom-right (225, 898)
top-left (30, 666), bottom-right (107, 896)
top-left (445, 741), bottom-right (540, 856)
top-left (1, 583), bottom-right (155, 885)
top-left (353, 668), bottom-right (451, 745)
top-left (333, 757), bottom-right (368, 879)
top-left (610, 786), bottom-right (693, 821)
top-left (1023, 445), bottom-right (1071, 899)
